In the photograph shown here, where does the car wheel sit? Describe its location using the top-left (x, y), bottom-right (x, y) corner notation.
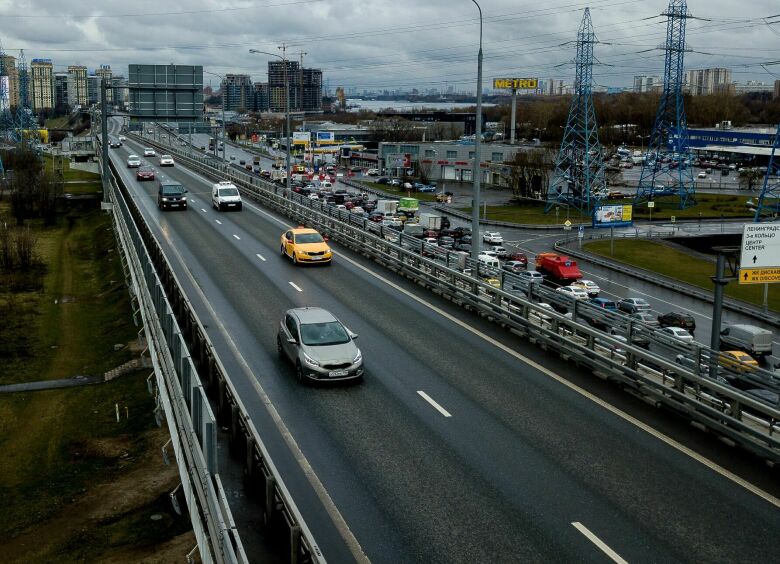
top-left (280, 244), bottom-right (286, 257)
top-left (276, 336), bottom-right (284, 358)
top-left (295, 361), bottom-right (305, 384)
top-left (292, 253), bottom-right (298, 265)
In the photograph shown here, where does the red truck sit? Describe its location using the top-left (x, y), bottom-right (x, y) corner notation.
top-left (535, 253), bottom-right (583, 284)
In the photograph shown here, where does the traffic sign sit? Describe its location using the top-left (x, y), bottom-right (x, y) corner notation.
top-left (739, 268), bottom-right (780, 284)
top-left (563, 220), bottom-right (572, 231)
top-left (647, 201), bottom-right (655, 208)
top-left (740, 224), bottom-right (780, 269)
top-left (671, 216), bottom-right (676, 223)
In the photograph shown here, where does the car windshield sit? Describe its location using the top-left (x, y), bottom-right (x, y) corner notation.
top-left (128, 155), bottom-right (138, 160)
top-left (300, 321), bottom-right (350, 346)
top-left (219, 188), bottom-right (239, 197)
top-left (139, 167), bottom-right (152, 173)
top-left (295, 233), bottom-right (324, 244)
top-left (162, 186), bottom-right (184, 195)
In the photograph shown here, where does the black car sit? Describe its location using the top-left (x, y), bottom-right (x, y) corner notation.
top-left (657, 311), bottom-right (696, 333)
top-left (157, 180), bottom-right (188, 210)
top-left (376, 177), bottom-right (389, 185)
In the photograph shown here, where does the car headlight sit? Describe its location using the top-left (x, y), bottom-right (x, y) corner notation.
top-left (303, 352), bottom-right (320, 367)
top-left (181, 197), bottom-right (187, 201)
top-left (352, 350), bottom-right (362, 364)
top-left (162, 197), bottom-right (169, 202)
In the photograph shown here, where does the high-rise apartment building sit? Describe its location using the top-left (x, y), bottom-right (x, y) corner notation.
top-left (67, 65), bottom-right (88, 107)
top-left (685, 68), bottom-right (732, 96)
top-left (87, 75), bottom-right (101, 105)
top-left (95, 65), bottom-right (113, 103)
top-left (268, 60), bottom-right (300, 113)
top-left (54, 72), bottom-right (68, 108)
top-left (253, 82), bottom-right (270, 112)
top-left (633, 75), bottom-right (662, 93)
top-left (30, 59), bottom-right (54, 110)
top-left (542, 78), bottom-right (566, 96)
top-left (1, 54), bottom-right (20, 107)
top-left (302, 68), bottom-right (322, 112)
top-left (221, 74), bottom-right (253, 112)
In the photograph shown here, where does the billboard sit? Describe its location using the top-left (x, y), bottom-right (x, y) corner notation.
top-left (316, 131), bottom-right (335, 143)
top-left (493, 78), bottom-right (538, 90)
top-left (385, 153), bottom-right (411, 169)
top-left (593, 204), bottom-right (633, 228)
top-left (292, 131), bottom-right (311, 145)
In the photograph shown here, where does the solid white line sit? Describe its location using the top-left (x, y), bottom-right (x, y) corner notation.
top-left (289, 281), bottom-right (303, 292)
top-left (215, 219), bottom-right (222, 225)
top-left (334, 249), bottom-right (780, 510)
top-left (572, 522), bottom-right (628, 564)
top-left (256, 253), bottom-right (266, 262)
top-left (417, 390), bottom-right (452, 417)
top-left (233, 234), bottom-right (241, 240)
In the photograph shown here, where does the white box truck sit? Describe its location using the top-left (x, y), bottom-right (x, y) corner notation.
top-left (377, 200), bottom-right (398, 215)
top-left (419, 213), bottom-right (443, 231)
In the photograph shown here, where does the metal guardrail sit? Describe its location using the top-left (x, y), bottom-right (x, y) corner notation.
top-left (557, 234), bottom-right (779, 327)
top-left (104, 154), bottom-right (244, 563)
top-left (135, 131), bottom-right (780, 464)
top-left (105, 143), bottom-right (324, 563)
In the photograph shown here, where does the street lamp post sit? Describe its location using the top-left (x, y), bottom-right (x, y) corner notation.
top-left (203, 71), bottom-right (227, 164)
top-left (470, 0), bottom-right (483, 264)
top-left (249, 49), bottom-right (292, 199)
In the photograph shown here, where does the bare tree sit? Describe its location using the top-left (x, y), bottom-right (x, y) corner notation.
top-left (502, 148), bottom-right (555, 200)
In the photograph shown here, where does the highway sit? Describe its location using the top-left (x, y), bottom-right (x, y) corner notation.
top-left (110, 120), bottom-right (780, 562)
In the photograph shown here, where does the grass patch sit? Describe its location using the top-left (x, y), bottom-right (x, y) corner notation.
top-left (62, 181), bottom-right (102, 195)
top-left (42, 153), bottom-right (101, 182)
top-left (584, 239), bottom-right (779, 312)
top-left (622, 193), bottom-right (753, 221)
top-left (459, 202), bottom-right (592, 225)
top-left (45, 116), bottom-right (70, 129)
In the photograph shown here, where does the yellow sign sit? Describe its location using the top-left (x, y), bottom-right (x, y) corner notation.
top-left (622, 205), bottom-right (632, 221)
top-left (739, 268), bottom-right (780, 285)
top-left (493, 78), bottom-right (538, 90)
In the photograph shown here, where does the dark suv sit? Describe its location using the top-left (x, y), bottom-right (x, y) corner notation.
top-left (657, 311), bottom-right (696, 333)
top-left (157, 180), bottom-right (188, 210)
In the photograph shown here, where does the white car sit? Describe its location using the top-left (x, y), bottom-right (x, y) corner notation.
top-left (572, 279), bottom-right (600, 297)
top-left (555, 286), bottom-right (589, 300)
top-left (366, 168), bottom-right (380, 176)
top-left (126, 154), bottom-right (141, 168)
top-left (211, 181), bottom-right (242, 211)
top-left (493, 246), bottom-right (509, 258)
top-left (515, 271), bottom-right (545, 284)
top-left (478, 250), bottom-right (498, 258)
top-left (118, 135), bottom-right (126, 142)
top-left (483, 231), bottom-right (503, 244)
top-left (143, 148), bottom-right (156, 157)
top-left (660, 326), bottom-right (694, 343)
top-left (697, 171), bottom-right (706, 179)
top-left (308, 193), bottom-right (319, 200)
top-left (159, 154), bottom-right (175, 167)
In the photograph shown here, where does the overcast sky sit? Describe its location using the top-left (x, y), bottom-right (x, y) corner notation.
top-left (1, 0), bottom-right (778, 93)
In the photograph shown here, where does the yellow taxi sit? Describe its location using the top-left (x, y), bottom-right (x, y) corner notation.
top-left (720, 350), bottom-right (759, 373)
top-left (280, 227), bottom-right (332, 265)
top-left (481, 276), bottom-right (501, 288)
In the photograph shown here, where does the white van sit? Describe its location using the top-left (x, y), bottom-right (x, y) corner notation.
top-left (720, 324), bottom-right (773, 356)
top-left (478, 254), bottom-right (500, 272)
top-left (211, 181), bottom-right (242, 211)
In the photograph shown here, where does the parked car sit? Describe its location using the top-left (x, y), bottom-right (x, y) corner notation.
top-left (136, 166), bottom-right (155, 181)
top-left (697, 171), bottom-right (707, 179)
top-left (376, 177), bottom-right (390, 184)
top-left (618, 297), bottom-right (651, 314)
top-left (658, 311), bottom-right (696, 333)
top-left (277, 307), bottom-right (363, 383)
top-left (482, 231), bottom-right (503, 244)
top-left (366, 169), bottom-right (380, 176)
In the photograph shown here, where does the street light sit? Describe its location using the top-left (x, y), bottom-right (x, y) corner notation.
top-left (203, 70), bottom-right (228, 164)
top-left (249, 48), bottom-right (291, 198)
top-left (469, 0), bottom-right (483, 264)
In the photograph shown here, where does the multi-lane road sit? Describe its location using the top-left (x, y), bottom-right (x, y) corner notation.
top-left (117, 120), bottom-right (780, 562)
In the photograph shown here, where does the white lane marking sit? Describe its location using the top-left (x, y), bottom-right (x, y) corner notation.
top-left (256, 253), bottom-right (266, 262)
top-left (572, 522), bottom-right (628, 564)
top-left (417, 390), bottom-right (452, 418)
top-left (147, 213), bottom-right (368, 562)
top-left (289, 281), bottom-right (303, 292)
top-left (215, 219), bottom-right (222, 225)
top-left (334, 249), bottom-right (780, 510)
top-left (233, 234), bottom-right (241, 240)
top-left (201, 208), bottom-right (207, 213)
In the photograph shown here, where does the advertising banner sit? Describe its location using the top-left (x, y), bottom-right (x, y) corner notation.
top-left (493, 78), bottom-right (538, 90)
top-left (292, 132), bottom-right (311, 145)
top-left (316, 131), bottom-right (335, 143)
top-left (593, 204), bottom-right (633, 228)
top-left (386, 153), bottom-right (406, 169)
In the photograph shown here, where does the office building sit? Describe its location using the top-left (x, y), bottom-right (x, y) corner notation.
top-left (54, 72), bottom-right (68, 108)
top-left (67, 65), bottom-right (88, 107)
top-left (253, 82), bottom-right (270, 112)
top-left (733, 81), bottom-right (775, 95)
top-left (128, 64), bottom-right (203, 122)
top-left (87, 75), bottom-right (100, 105)
top-left (302, 68), bottom-right (322, 112)
top-left (221, 74), bottom-right (253, 112)
top-left (1, 54), bottom-right (20, 107)
top-left (685, 68), bottom-right (732, 96)
top-left (542, 79), bottom-right (566, 96)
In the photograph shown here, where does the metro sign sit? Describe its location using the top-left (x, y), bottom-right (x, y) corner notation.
top-left (493, 78), bottom-right (538, 90)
